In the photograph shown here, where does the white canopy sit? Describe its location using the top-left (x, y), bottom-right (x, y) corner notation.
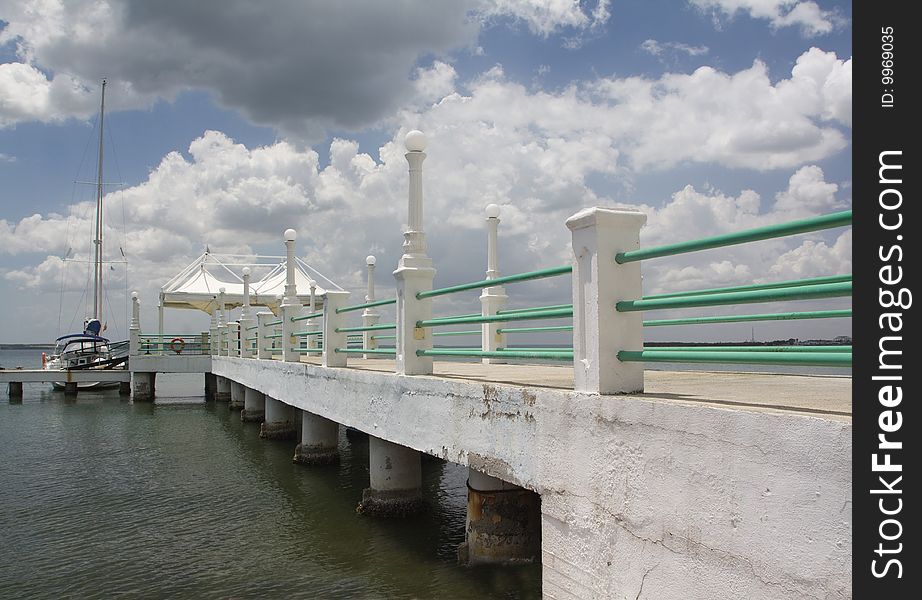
top-left (159, 252), bottom-right (343, 315)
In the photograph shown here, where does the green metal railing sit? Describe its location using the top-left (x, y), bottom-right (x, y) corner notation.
top-left (336, 298), bottom-right (397, 314)
top-left (334, 348), bottom-right (398, 355)
top-left (498, 303), bottom-right (572, 314)
top-left (418, 307), bottom-right (572, 328)
top-left (618, 349), bottom-right (850, 367)
top-left (417, 348), bottom-right (574, 360)
top-left (643, 309), bottom-right (851, 327)
top-left (265, 319), bottom-right (283, 326)
top-left (245, 325), bottom-right (259, 331)
top-left (418, 265), bottom-right (571, 299)
top-left (292, 330), bottom-right (323, 337)
top-left (498, 324), bottom-right (573, 334)
top-left (291, 311), bottom-right (324, 322)
top-left (616, 209), bottom-right (852, 263)
top-left (643, 274), bottom-right (851, 300)
top-left (616, 281), bottom-right (850, 312)
top-left (335, 323), bottom-right (397, 333)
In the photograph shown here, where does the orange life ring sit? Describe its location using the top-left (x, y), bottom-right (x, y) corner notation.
top-left (169, 337), bottom-right (186, 354)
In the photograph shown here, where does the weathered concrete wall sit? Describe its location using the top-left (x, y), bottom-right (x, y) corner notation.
top-left (130, 354), bottom-right (211, 374)
top-left (213, 357), bottom-right (851, 599)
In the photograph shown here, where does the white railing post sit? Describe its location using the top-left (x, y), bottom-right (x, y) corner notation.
top-left (307, 280), bottom-right (320, 351)
top-left (322, 290), bottom-right (351, 367)
top-left (129, 291), bottom-right (140, 356)
top-left (217, 287), bottom-right (228, 356)
top-left (567, 207), bottom-right (646, 394)
top-left (394, 130), bottom-right (435, 375)
top-left (480, 204), bottom-right (508, 364)
top-left (362, 255), bottom-right (381, 358)
top-left (209, 298), bottom-right (219, 355)
top-left (230, 321), bottom-right (240, 357)
top-left (280, 229), bottom-right (301, 363)
top-left (256, 311), bottom-right (272, 360)
top-left (238, 267), bottom-right (255, 357)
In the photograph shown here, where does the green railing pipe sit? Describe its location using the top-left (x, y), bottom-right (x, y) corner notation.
top-left (497, 303), bottom-right (573, 315)
top-left (645, 274), bottom-right (852, 300)
top-left (334, 348), bottom-right (398, 355)
top-left (418, 307), bottom-right (572, 328)
top-left (416, 349), bottom-right (573, 360)
top-left (245, 325), bottom-right (259, 331)
top-left (335, 323), bottom-right (397, 333)
top-left (498, 325), bottom-right (573, 334)
top-left (265, 319), bottom-right (283, 326)
top-left (616, 281), bottom-right (851, 312)
top-left (417, 265), bottom-right (572, 299)
top-left (649, 345), bottom-right (851, 353)
top-left (292, 348), bottom-right (324, 353)
top-left (433, 330), bottom-right (481, 337)
top-left (643, 309), bottom-right (851, 327)
top-left (617, 349), bottom-right (851, 367)
top-left (336, 298), bottom-right (397, 314)
top-left (371, 334), bottom-right (397, 340)
top-left (290, 311), bottom-right (324, 322)
top-left (292, 330), bottom-right (324, 337)
top-left (616, 209), bottom-right (852, 263)
top-left (264, 334), bottom-right (282, 339)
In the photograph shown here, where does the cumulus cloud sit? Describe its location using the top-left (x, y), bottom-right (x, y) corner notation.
top-left (640, 39), bottom-right (710, 61)
top-left (688, 0), bottom-right (847, 36)
top-left (0, 0), bottom-right (612, 135)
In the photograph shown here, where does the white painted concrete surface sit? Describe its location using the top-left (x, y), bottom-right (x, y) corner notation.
top-left (214, 356), bottom-right (850, 599)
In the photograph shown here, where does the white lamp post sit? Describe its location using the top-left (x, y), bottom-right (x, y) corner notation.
top-left (362, 255), bottom-right (381, 358)
top-left (394, 130), bottom-right (436, 375)
top-left (481, 204), bottom-right (508, 363)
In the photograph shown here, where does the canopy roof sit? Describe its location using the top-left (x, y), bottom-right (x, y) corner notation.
top-left (160, 252), bottom-right (342, 314)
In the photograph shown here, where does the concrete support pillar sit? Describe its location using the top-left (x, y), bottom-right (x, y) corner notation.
top-left (293, 410), bottom-right (339, 465)
top-left (214, 375), bottom-right (231, 402)
top-left (118, 380), bottom-right (130, 395)
top-left (395, 131), bottom-right (435, 376)
top-left (357, 435), bottom-right (424, 517)
top-left (228, 380), bottom-right (245, 411)
top-left (64, 381), bottom-right (78, 395)
top-left (131, 372), bottom-right (156, 402)
top-left (458, 469), bottom-right (541, 565)
top-left (8, 381), bottom-right (23, 398)
top-left (259, 396), bottom-right (297, 440)
top-left (567, 207), bottom-right (647, 394)
top-left (204, 372), bottom-right (217, 400)
top-left (241, 386), bottom-right (265, 422)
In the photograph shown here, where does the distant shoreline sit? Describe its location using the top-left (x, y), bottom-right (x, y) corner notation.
top-left (0, 344), bottom-right (55, 350)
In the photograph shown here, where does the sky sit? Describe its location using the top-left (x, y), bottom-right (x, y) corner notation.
top-left (0, 0), bottom-right (852, 345)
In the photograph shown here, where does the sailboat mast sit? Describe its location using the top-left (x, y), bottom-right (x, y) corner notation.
top-left (92, 79), bottom-right (107, 322)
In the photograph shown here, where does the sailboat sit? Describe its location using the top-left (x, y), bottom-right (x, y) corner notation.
top-left (43, 79), bottom-right (129, 389)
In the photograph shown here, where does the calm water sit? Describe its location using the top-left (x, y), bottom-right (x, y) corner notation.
top-left (0, 348), bottom-right (540, 599)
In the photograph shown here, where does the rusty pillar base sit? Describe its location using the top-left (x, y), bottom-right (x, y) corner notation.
top-left (64, 381), bottom-right (79, 396)
top-left (118, 381), bottom-right (131, 395)
top-left (293, 443), bottom-right (339, 466)
top-left (258, 421), bottom-right (297, 440)
top-left (459, 482), bottom-right (541, 565)
top-left (228, 398), bottom-right (244, 411)
top-left (356, 488), bottom-right (424, 518)
top-left (8, 381), bottom-right (24, 398)
top-left (240, 409), bottom-right (264, 423)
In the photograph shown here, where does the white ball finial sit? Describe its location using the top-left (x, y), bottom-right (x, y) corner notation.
top-left (308, 279), bottom-right (316, 288)
top-left (366, 255), bottom-right (377, 266)
top-left (219, 287), bottom-right (226, 294)
top-left (284, 228), bottom-right (296, 242)
top-left (131, 291), bottom-right (138, 300)
top-left (485, 203), bottom-right (501, 219)
top-left (242, 267), bottom-right (251, 276)
top-left (405, 130), bottom-right (427, 152)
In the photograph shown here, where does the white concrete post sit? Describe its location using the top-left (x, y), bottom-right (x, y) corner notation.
top-left (239, 267), bottom-right (255, 358)
top-left (158, 291), bottom-right (164, 343)
top-left (256, 311), bottom-right (273, 360)
top-left (129, 291), bottom-right (140, 356)
top-left (280, 229), bottom-right (301, 363)
top-left (394, 130), bottom-right (436, 375)
top-left (209, 298), bottom-right (219, 355)
top-left (480, 204), bottom-right (508, 364)
top-left (322, 290), bottom-right (351, 367)
top-left (217, 287), bottom-right (227, 356)
top-left (230, 321), bottom-right (240, 357)
top-left (307, 280), bottom-right (319, 351)
top-left (362, 255), bottom-right (381, 358)
top-left (566, 207), bottom-right (646, 394)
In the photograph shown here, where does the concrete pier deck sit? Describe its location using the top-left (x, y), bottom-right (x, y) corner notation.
top-left (214, 355), bottom-right (851, 599)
